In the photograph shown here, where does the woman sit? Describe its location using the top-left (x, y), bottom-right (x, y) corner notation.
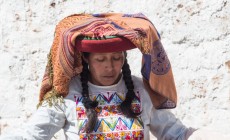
top-left (1, 13), bottom-right (228, 140)
top-left (1, 36), bottom-right (193, 140)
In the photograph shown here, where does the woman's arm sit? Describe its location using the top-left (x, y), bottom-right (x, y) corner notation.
top-left (149, 107), bottom-right (195, 140)
top-left (0, 101), bottom-right (66, 140)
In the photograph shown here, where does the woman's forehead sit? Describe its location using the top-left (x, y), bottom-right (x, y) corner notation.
top-left (90, 52), bottom-right (124, 56)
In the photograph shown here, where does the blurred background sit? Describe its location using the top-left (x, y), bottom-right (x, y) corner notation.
top-left (0, 0), bottom-right (230, 139)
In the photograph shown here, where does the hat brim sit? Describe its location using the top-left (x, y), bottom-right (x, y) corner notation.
top-left (76, 36), bottom-right (136, 53)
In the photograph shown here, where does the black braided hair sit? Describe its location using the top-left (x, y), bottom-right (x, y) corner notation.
top-left (80, 53), bottom-right (98, 133)
top-left (120, 57), bottom-right (141, 118)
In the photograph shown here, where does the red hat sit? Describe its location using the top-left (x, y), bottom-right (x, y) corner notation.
top-left (76, 36), bottom-right (136, 53)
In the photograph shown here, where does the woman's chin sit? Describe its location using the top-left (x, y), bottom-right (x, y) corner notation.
top-left (98, 78), bottom-right (118, 86)
top-left (100, 80), bottom-right (116, 86)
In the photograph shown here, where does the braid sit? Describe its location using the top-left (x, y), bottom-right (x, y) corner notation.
top-left (120, 58), bottom-right (141, 118)
top-left (80, 57), bottom-right (98, 133)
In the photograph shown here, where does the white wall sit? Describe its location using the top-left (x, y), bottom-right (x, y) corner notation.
top-left (0, 0), bottom-right (230, 139)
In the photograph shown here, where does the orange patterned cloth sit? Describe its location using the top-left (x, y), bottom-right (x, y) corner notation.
top-left (39, 13), bottom-right (177, 109)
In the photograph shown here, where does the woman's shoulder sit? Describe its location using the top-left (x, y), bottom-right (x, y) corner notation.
top-left (131, 75), bottom-right (144, 89)
top-left (131, 75), bottom-right (154, 110)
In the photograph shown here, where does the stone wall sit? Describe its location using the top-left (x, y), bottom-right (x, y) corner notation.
top-left (0, 0), bottom-right (229, 139)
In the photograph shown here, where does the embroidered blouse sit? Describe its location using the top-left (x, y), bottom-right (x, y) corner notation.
top-left (0, 76), bottom-right (194, 140)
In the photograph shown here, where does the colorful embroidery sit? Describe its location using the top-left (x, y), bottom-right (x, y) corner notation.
top-left (79, 130), bottom-right (144, 140)
top-left (74, 91), bottom-right (144, 140)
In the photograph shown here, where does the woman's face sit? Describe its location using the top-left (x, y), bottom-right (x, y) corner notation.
top-left (85, 52), bottom-right (125, 86)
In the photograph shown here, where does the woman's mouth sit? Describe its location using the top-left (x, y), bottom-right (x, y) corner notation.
top-left (103, 75), bottom-right (114, 78)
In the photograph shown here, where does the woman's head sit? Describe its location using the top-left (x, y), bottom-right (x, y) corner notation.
top-left (83, 52), bottom-right (125, 86)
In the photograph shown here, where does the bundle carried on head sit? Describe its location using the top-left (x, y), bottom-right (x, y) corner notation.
top-left (39, 13), bottom-right (177, 109)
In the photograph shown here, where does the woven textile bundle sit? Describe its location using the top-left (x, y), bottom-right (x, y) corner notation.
top-left (39, 13), bottom-right (177, 109)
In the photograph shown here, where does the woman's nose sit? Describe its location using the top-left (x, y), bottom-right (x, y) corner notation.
top-left (105, 60), bottom-right (114, 71)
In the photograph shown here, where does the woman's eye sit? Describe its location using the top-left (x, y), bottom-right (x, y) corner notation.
top-left (96, 58), bottom-right (105, 62)
top-left (113, 57), bottom-right (122, 61)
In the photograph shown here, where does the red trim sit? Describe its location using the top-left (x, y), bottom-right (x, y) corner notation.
top-left (75, 37), bottom-right (136, 52)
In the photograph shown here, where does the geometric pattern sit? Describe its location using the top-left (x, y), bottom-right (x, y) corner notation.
top-left (74, 91), bottom-right (144, 140)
